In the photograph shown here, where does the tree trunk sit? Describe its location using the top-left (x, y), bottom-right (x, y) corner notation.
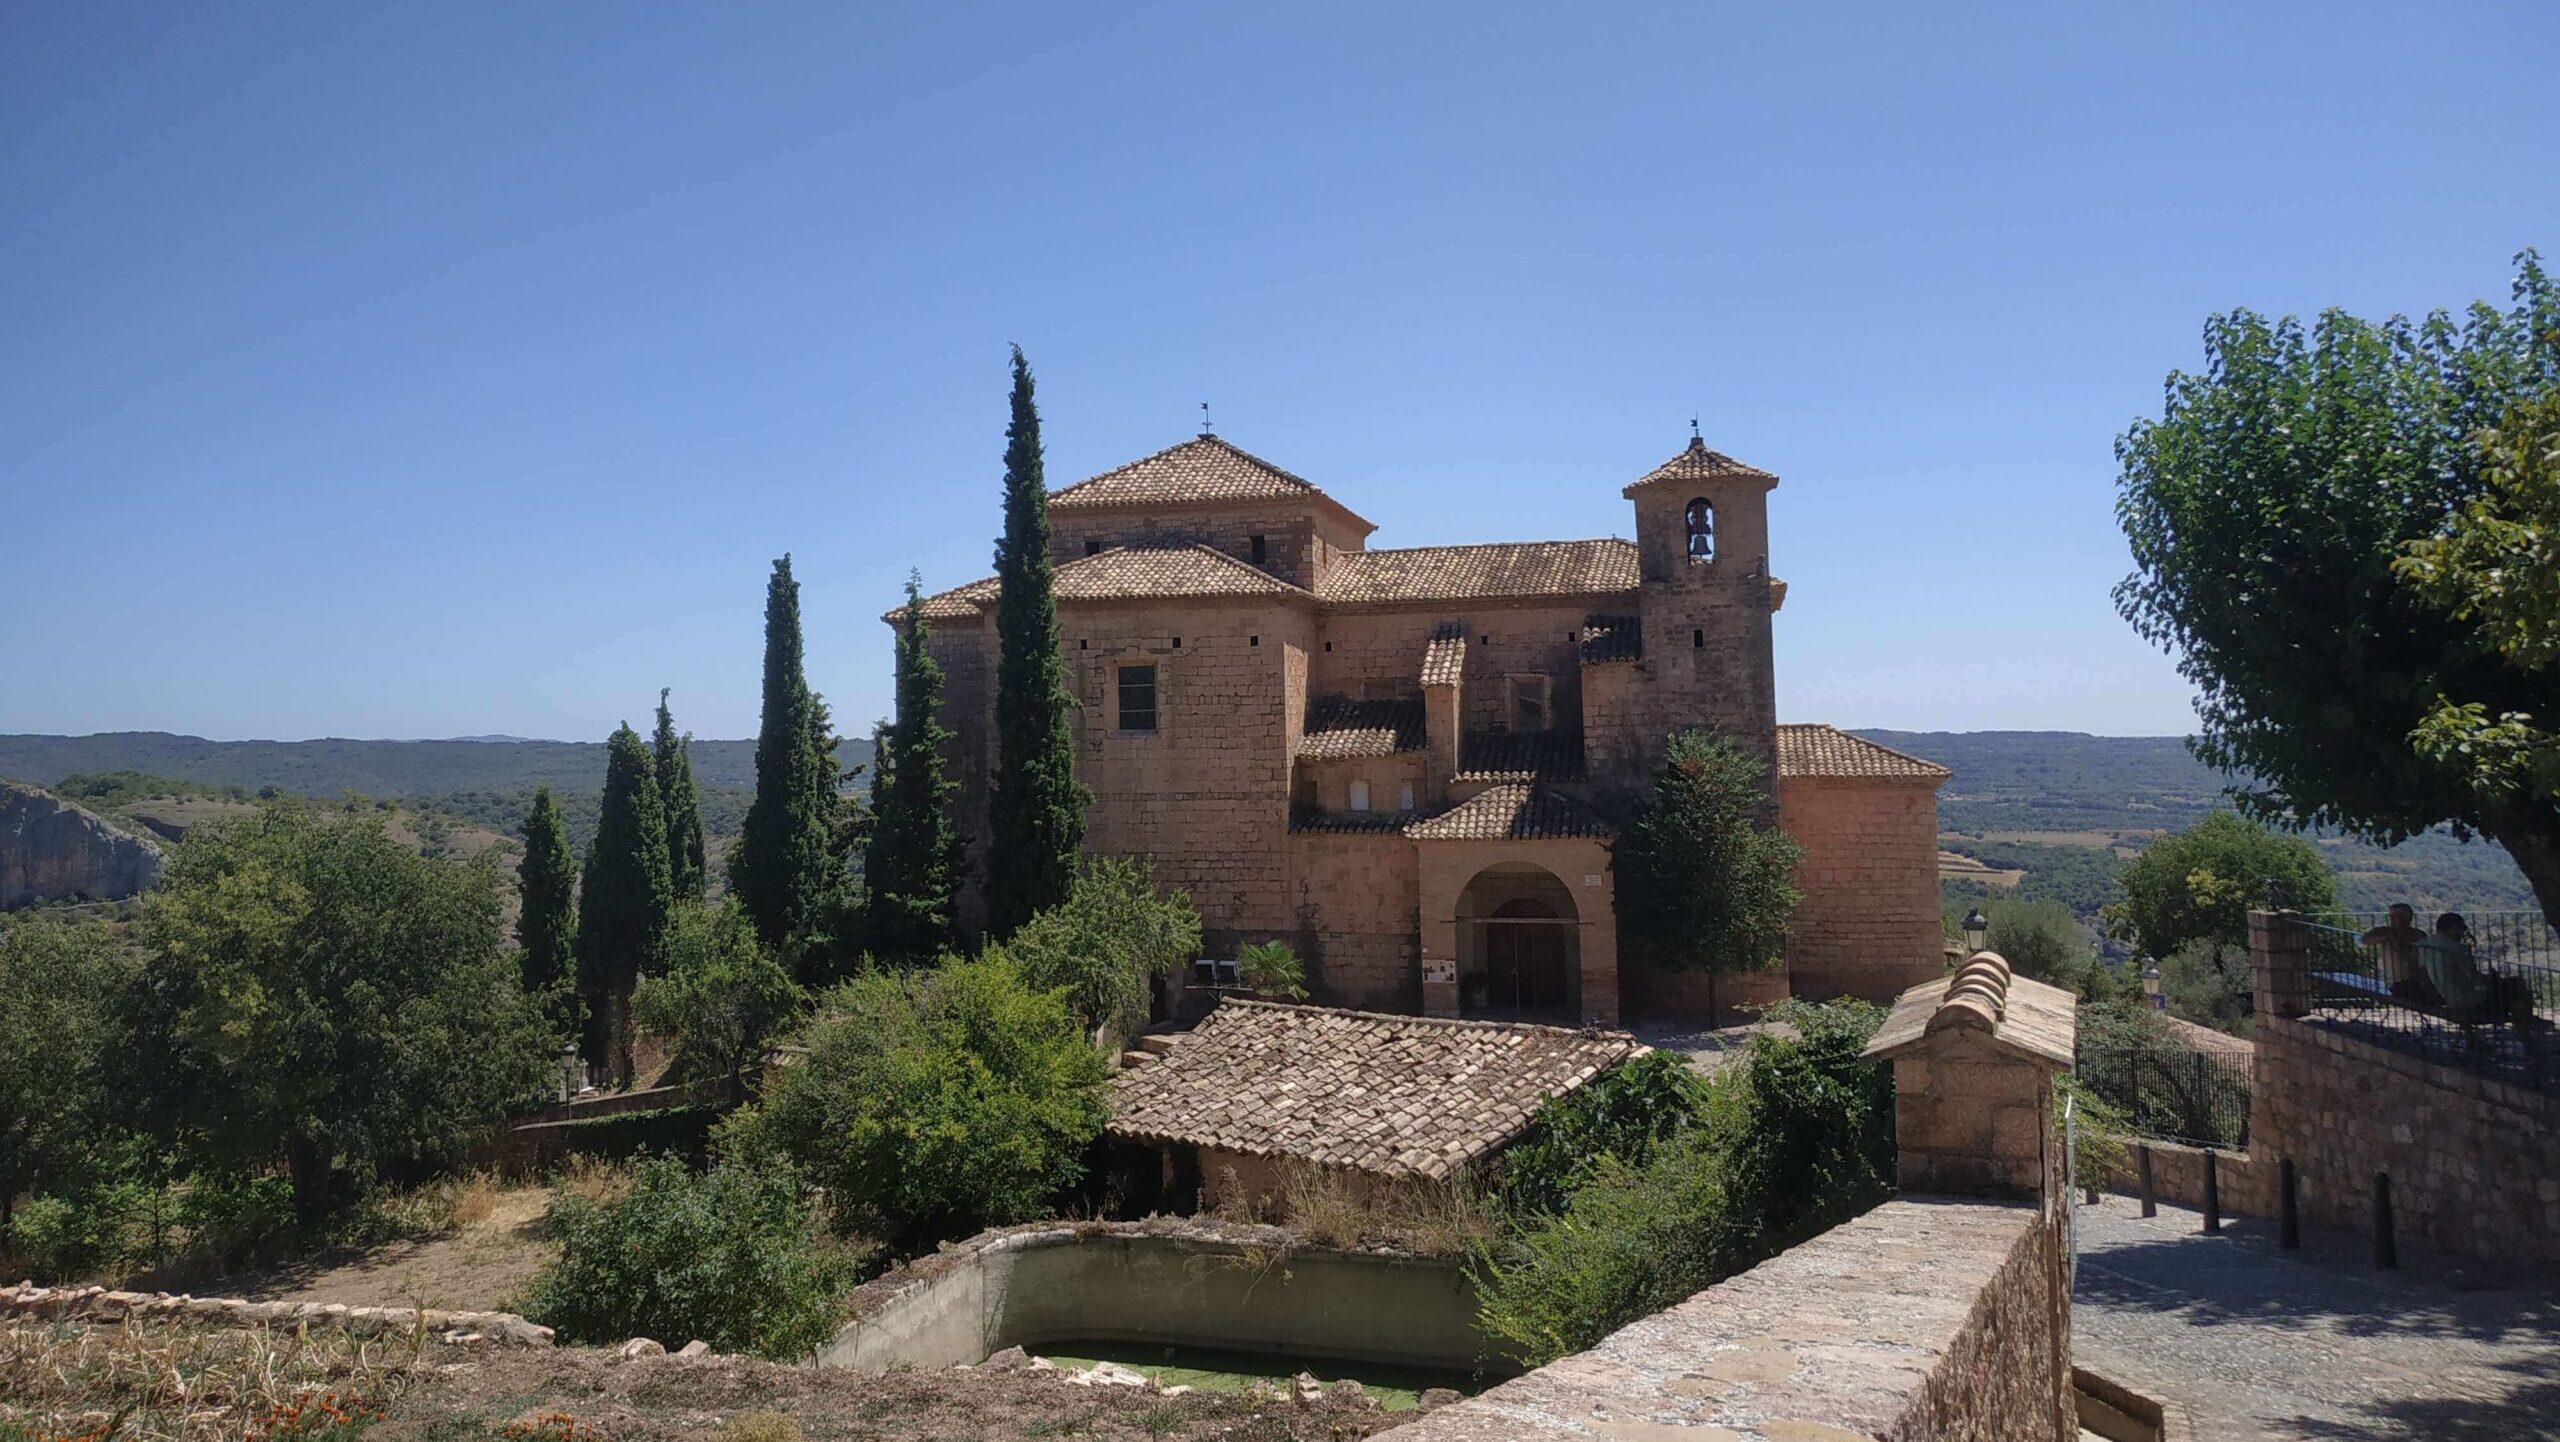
top-left (609, 985), bottom-right (636, 1090)
top-left (2481, 811), bottom-right (2560, 934)
top-left (287, 1140), bottom-right (334, 1227)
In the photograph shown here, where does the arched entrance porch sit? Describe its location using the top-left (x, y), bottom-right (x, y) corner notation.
top-left (1455, 864), bottom-right (1580, 1020)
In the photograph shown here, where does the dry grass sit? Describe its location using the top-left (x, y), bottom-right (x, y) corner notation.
top-left (1211, 1163), bottom-right (1495, 1258)
top-left (550, 1158), bottom-right (625, 1210)
top-left (0, 1317), bottom-right (431, 1442)
top-left (710, 1412), bottom-right (803, 1442)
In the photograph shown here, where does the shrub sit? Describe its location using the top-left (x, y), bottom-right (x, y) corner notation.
top-left (1499, 1050), bottom-right (1709, 1217)
top-left (721, 955), bottom-right (1111, 1250)
top-left (1235, 940), bottom-right (1307, 1001)
top-left (517, 1156), bottom-right (859, 1360)
top-left (1473, 999), bottom-right (1891, 1366)
top-left (632, 900), bottom-right (804, 1097)
top-left (1001, 857), bottom-right (1201, 1038)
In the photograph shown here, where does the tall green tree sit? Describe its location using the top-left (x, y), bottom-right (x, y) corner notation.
top-left (864, 577), bottom-right (965, 963)
top-left (1613, 730), bottom-right (1803, 1025)
top-left (2395, 389), bottom-right (2560, 905)
top-left (2105, 811), bottom-right (2334, 1030)
top-left (0, 915), bottom-right (128, 1230)
top-left (731, 557), bottom-right (842, 951)
top-left (2115, 253), bottom-right (2560, 928)
top-left (986, 345), bottom-right (1090, 937)
top-left (632, 899), bottom-right (804, 1102)
top-left (653, 688), bottom-right (708, 903)
top-left (515, 783), bottom-right (580, 1034)
top-left (579, 723), bottom-right (672, 1086)
top-left (133, 803), bottom-right (551, 1222)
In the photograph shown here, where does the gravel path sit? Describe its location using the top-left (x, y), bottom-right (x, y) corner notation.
top-left (2071, 1195), bottom-right (2560, 1440)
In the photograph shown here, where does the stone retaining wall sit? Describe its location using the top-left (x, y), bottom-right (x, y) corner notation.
top-left (2101, 1140), bottom-right (2271, 1218)
top-left (0, 1283), bottom-right (553, 1346)
top-left (1374, 1198), bottom-right (2071, 1441)
top-left (2250, 909), bottom-right (2560, 1267)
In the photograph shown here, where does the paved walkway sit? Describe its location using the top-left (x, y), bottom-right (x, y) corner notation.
top-left (2072, 1195), bottom-right (2560, 1440)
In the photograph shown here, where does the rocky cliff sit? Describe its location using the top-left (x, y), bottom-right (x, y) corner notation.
top-left (1, 781), bottom-right (164, 909)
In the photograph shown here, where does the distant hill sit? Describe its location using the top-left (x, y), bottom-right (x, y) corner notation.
top-left (0, 732), bottom-right (874, 855)
top-left (1854, 729), bottom-right (2540, 918)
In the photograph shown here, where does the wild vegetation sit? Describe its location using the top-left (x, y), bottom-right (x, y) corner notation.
top-left (1472, 998), bottom-right (1893, 1365)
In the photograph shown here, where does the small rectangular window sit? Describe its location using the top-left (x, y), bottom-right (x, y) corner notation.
top-left (1348, 779), bottom-right (1372, 813)
top-left (1118, 664), bottom-right (1158, 733)
top-left (1173, 636), bottom-right (1182, 648)
top-left (1692, 628), bottom-right (1704, 649)
top-left (1399, 781), bottom-right (1415, 811)
top-left (1250, 534), bottom-right (1268, 564)
top-left (1509, 675), bottom-right (1551, 734)
top-left (1085, 540), bottom-right (1103, 556)
top-left (1250, 635), bottom-right (1260, 647)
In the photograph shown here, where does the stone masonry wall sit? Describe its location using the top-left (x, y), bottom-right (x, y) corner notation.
top-left (1780, 774), bottom-right (1947, 1004)
top-left (2100, 1139), bottom-right (2273, 1218)
top-left (1067, 600), bottom-right (1314, 938)
top-left (1373, 1199), bottom-right (2070, 1442)
top-left (1051, 507), bottom-right (1325, 590)
top-left (1311, 600), bottom-right (1597, 731)
top-left (1285, 831), bottom-right (1420, 1012)
top-left (2251, 1011), bottom-right (2560, 1265)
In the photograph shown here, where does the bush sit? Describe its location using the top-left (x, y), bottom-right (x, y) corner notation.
top-left (632, 900), bottom-right (804, 1096)
top-left (1499, 1051), bottom-right (1709, 1217)
top-left (1235, 939), bottom-right (1307, 1001)
top-left (721, 956), bottom-right (1111, 1251)
top-left (1473, 999), bottom-right (1890, 1366)
top-left (1001, 857), bottom-right (1201, 1038)
top-left (517, 1156), bottom-right (859, 1360)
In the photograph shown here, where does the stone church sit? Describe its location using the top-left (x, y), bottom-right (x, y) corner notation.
top-left (894, 433), bottom-right (1948, 1025)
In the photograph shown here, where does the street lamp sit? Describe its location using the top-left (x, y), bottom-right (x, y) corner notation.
top-left (2141, 961), bottom-right (2164, 1011)
top-left (1960, 907), bottom-right (1989, 957)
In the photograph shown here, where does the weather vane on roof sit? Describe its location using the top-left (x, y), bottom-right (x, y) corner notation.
top-left (1690, 415), bottom-right (1701, 440)
top-left (1200, 401), bottom-right (1213, 437)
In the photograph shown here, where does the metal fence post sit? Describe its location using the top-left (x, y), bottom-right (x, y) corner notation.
top-left (2374, 1172), bottom-right (2396, 1269)
top-left (2279, 1158), bottom-right (2299, 1250)
top-left (2137, 1144), bottom-right (2156, 1218)
top-left (2202, 1147), bottom-right (2221, 1233)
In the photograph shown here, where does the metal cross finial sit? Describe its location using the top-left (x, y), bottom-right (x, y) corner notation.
top-left (1200, 401), bottom-right (1213, 436)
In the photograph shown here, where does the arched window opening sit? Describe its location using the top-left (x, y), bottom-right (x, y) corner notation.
top-left (1684, 497), bottom-right (1715, 561)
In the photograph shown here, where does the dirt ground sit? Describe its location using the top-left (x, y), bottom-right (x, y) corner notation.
top-left (382, 1344), bottom-right (1402, 1442)
top-left (212, 1186), bottom-right (559, 1313)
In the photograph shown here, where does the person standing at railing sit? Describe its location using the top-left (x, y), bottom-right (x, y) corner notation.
top-left (2361, 903), bottom-right (2438, 1003)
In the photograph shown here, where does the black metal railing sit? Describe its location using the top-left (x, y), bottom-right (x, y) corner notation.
top-left (2299, 909), bottom-right (2559, 1092)
top-left (2077, 1037), bottom-right (2251, 1148)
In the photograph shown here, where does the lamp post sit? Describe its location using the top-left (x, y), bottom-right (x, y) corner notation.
top-left (2141, 960), bottom-right (2164, 1011)
top-left (1960, 907), bottom-right (1989, 958)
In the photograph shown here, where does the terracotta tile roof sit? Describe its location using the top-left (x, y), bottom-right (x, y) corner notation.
top-left (884, 544), bottom-right (1307, 622)
top-left (1299, 697), bottom-right (1426, 760)
top-left (1320, 540), bottom-right (1640, 606)
top-left (1109, 1000), bottom-right (1642, 1179)
top-left (1776, 724), bottom-right (1952, 781)
top-left (1458, 730), bottom-right (1584, 782)
top-left (1620, 436), bottom-right (1777, 495)
top-left (1578, 614), bottom-right (1640, 664)
top-left (894, 575), bottom-right (1000, 623)
top-left (1863, 953), bottom-right (2075, 1071)
top-left (1048, 436), bottom-right (1374, 532)
top-left (1288, 807), bottom-right (1424, 834)
top-left (1053, 544), bottom-right (1313, 604)
top-left (1405, 783), bottom-right (1613, 841)
top-left (1420, 621), bottom-right (1467, 688)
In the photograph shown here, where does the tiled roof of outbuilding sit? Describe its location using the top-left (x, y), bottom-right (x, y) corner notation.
top-left (1299, 697), bottom-right (1426, 760)
top-left (1621, 436), bottom-right (1777, 495)
top-left (1405, 783), bottom-right (1613, 841)
top-left (1862, 952), bottom-right (2075, 1071)
top-left (1048, 436), bottom-right (1375, 533)
top-left (1109, 1000), bottom-right (1642, 1179)
top-left (1776, 724), bottom-right (1952, 781)
top-left (1320, 540), bottom-right (1640, 606)
top-left (1578, 614), bottom-right (1640, 664)
top-left (1420, 622), bottom-right (1468, 688)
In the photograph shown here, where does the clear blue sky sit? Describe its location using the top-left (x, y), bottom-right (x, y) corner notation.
top-left (6, 2), bottom-right (2553, 743)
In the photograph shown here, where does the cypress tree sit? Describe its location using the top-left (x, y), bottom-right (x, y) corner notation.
top-left (986, 345), bottom-right (1089, 936)
top-left (516, 784), bottom-right (580, 1035)
top-left (865, 576), bottom-right (964, 963)
top-left (730, 555), bottom-right (838, 950)
top-left (578, 722), bottom-right (672, 1085)
top-left (653, 688), bottom-right (708, 903)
